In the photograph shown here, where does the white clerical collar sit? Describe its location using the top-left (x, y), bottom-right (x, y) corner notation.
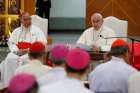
top-left (30, 59), bottom-right (43, 65)
top-left (50, 67), bottom-right (65, 72)
top-left (111, 56), bottom-right (126, 64)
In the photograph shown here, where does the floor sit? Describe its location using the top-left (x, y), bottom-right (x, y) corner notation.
top-left (50, 31), bottom-right (82, 44)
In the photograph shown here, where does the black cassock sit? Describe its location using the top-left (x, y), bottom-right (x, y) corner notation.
top-left (36, 0), bottom-right (51, 19)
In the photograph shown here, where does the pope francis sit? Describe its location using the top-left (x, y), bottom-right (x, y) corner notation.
top-left (77, 13), bottom-right (116, 52)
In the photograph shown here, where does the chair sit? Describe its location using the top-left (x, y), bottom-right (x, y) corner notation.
top-left (31, 15), bottom-right (48, 39)
top-left (31, 15), bottom-right (52, 66)
top-left (129, 43), bottom-right (140, 71)
top-left (103, 16), bottom-right (128, 41)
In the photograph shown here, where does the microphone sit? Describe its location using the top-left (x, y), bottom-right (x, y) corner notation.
top-left (99, 35), bottom-right (105, 39)
top-left (99, 35), bottom-right (129, 39)
top-left (99, 35), bottom-right (140, 42)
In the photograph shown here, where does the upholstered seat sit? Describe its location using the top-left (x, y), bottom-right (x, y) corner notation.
top-left (103, 16), bottom-right (128, 41)
top-left (31, 15), bottom-right (48, 39)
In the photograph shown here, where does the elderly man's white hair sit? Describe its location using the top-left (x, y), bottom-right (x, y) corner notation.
top-left (21, 12), bottom-right (31, 19)
top-left (91, 13), bottom-right (103, 20)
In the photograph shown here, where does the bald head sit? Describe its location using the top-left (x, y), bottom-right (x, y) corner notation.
top-left (91, 13), bottom-right (104, 31)
top-left (22, 12), bottom-right (30, 19)
top-left (91, 13), bottom-right (103, 20)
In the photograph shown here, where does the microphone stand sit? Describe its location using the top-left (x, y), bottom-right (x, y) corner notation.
top-left (128, 37), bottom-right (140, 66)
top-left (100, 35), bottom-right (140, 66)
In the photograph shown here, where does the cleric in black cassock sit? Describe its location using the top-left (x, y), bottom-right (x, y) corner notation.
top-left (36, 0), bottom-right (51, 19)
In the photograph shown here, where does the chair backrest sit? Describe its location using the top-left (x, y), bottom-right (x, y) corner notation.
top-left (103, 16), bottom-right (128, 41)
top-left (31, 15), bottom-right (48, 39)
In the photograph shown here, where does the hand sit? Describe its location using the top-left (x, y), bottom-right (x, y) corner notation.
top-left (92, 45), bottom-right (100, 53)
top-left (19, 49), bottom-right (29, 56)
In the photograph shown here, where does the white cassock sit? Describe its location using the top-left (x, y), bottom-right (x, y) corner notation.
top-left (39, 77), bottom-right (94, 93)
top-left (77, 26), bottom-right (116, 51)
top-left (128, 72), bottom-right (140, 93)
top-left (0, 25), bottom-right (47, 89)
top-left (38, 67), bottom-right (66, 86)
top-left (89, 56), bottom-right (137, 93)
